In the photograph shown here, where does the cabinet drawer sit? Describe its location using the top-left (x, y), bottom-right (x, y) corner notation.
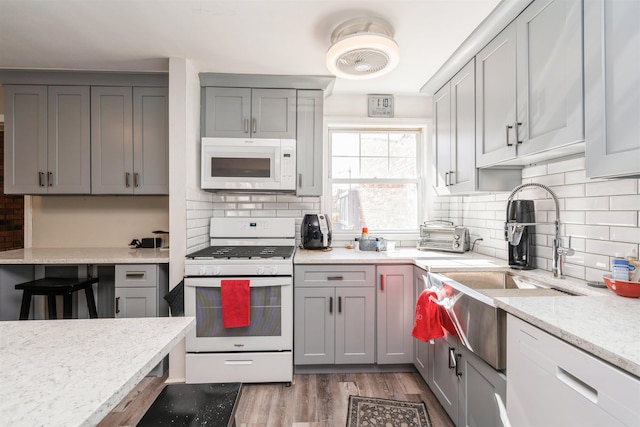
top-left (507, 315), bottom-right (640, 426)
top-left (294, 265), bottom-right (375, 287)
top-left (186, 352), bottom-right (292, 384)
top-left (115, 264), bottom-right (157, 288)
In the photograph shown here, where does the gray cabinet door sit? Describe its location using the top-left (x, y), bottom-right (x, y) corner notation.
top-left (3, 85), bottom-right (48, 194)
top-left (203, 87), bottom-right (251, 138)
top-left (296, 90), bottom-right (323, 196)
top-left (450, 60), bottom-right (476, 192)
top-left (516, 0), bottom-right (584, 157)
top-left (413, 269), bottom-right (429, 380)
top-left (585, 0), bottom-right (640, 178)
top-left (457, 343), bottom-right (506, 427)
top-left (115, 287), bottom-right (157, 318)
top-left (377, 265), bottom-right (415, 364)
top-left (335, 286), bottom-right (376, 364)
top-left (294, 287), bottom-right (335, 365)
top-left (133, 87), bottom-right (169, 194)
top-left (91, 86), bottom-right (133, 194)
top-left (251, 88), bottom-right (296, 139)
top-left (475, 24), bottom-right (518, 167)
top-left (433, 82), bottom-right (452, 192)
top-left (429, 336), bottom-right (459, 423)
top-left (47, 86), bottom-right (91, 194)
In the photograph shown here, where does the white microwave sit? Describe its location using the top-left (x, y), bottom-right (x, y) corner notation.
top-left (201, 137), bottom-right (296, 192)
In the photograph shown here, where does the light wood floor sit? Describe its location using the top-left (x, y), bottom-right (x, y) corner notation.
top-left (99, 371), bottom-right (455, 427)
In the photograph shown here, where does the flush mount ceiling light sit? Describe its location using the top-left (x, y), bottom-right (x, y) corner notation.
top-left (326, 17), bottom-right (400, 80)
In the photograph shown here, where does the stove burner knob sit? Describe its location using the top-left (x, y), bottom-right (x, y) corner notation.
top-left (270, 266), bottom-right (278, 275)
top-left (212, 266), bottom-right (221, 276)
top-left (199, 267), bottom-right (207, 276)
top-left (257, 266), bottom-right (265, 275)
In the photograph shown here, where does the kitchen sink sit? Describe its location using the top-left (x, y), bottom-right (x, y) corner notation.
top-left (426, 270), bottom-right (573, 371)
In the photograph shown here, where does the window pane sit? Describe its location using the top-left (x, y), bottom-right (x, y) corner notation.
top-left (361, 133), bottom-right (389, 156)
top-left (331, 183), bottom-right (418, 231)
top-left (361, 157), bottom-right (389, 178)
top-left (331, 133), bottom-right (360, 156)
top-left (389, 133), bottom-right (417, 157)
top-left (389, 157), bottom-right (417, 178)
top-left (332, 156), bottom-right (361, 179)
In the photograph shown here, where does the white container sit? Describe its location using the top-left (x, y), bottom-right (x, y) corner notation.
top-left (611, 255), bottom-right (630, 281)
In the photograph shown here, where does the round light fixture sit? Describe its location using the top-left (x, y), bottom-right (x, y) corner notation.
top-left (326, 17), bottom-right (400, 80)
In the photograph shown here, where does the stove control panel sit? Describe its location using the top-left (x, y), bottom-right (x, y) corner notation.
top-left (185, 262), bottom-right (293, 277)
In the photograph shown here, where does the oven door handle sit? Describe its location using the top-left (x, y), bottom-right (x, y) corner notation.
top-left (184, 278), bottom-right (292, 288)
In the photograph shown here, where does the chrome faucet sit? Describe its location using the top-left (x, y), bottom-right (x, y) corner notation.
top-left (505, 183), bottom-right (573, 278)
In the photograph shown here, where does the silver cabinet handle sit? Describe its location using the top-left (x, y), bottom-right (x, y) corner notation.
top-left (327, 276), bottom-right (344, 281)
top-left (298, 173), bottom-right (302, 187)
top-left (252, 117), bottom-right (257, 134)
top-left (134, 172), bottom-right (139, 188)
top-left (329, 296), bottom-right (333, 314)
top-left (338, 296), bottom-right (342, 314)
top-left (115, 296), bottom-right (120, 314)
top-left (506, 125), bottom-right (514, 146)
top-left (39, 172), bottom-right (45, 187)
top-left (125, 272), bottom-right (145, 279)
top-left (125, 172), bottom-right (131, 188)
top-left (48, 172), bottom-right (53, 187)
top-left (515, 122), bottom-right (522, 144)
top-left (448, 347), bottom-right (456, 370)
top-left (455, 353), bottom-right (462, 377)
top-left (449, 170), bottom-right (454, 186)
top-left (444, 172), bottom-right (449, 186)
top-left (244, 118), bottom-right (249, 134)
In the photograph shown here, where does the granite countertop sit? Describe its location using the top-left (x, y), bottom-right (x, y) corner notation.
top-left (0, 317), bottom-right (195, 427)
top-left (495, 296), bottom-right (640, 378)
top-left (0, 247), bottom-right (170, 264)
top-left (295, 246), bottom-right (640, 377)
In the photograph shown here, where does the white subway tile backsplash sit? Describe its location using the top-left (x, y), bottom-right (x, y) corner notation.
top-left (610, 226), bottom-right (640, 244)
top-left (586, 239), bottom-right (634, 257)
top-left (277, 210), bottom-right (302, 218)
top-left (587, 180), bottom-right (638, 197)
top-left (212, 203), bottom-right (237, 210)
top-left (610, 195), bottom-right (640, 210)
top-left (521, 163), bottom-right (547, 178)
top-left (560, 211), bottom-right (585, 224)
top-left (530, 172), bottom-right (565, 187)
top-left (236, 203), bottom-right (263, 210)
top-left (546, 156), bottom-right (585, 174)
top-left (224, 195), bottom-right (253, 202)
top-left (586, 211), bottom-right (637, 227)
top-left (250, 195), bottom-right (278, 202)
top-left (564, 224), bottom-right (609, 240)
top-left (250, 210), bottom-right (277, 217)
top-left (552, 184), bottom-right (585, 198)
top-left (565, 196), bottom-right (609, 211)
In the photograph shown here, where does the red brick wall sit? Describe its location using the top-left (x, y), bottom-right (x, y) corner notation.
top-left (0, 130), bottom-right (25, 251)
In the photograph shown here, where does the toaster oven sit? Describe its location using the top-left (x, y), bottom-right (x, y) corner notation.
top-left (417, 221), bottom-right (470, 253)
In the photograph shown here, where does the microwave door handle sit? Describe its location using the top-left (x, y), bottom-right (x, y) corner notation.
top-left (274, 150), bottom-right (281, 182)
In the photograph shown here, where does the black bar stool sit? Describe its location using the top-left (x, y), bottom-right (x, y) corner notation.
top-left (15, 277), bottom-right (99, 320)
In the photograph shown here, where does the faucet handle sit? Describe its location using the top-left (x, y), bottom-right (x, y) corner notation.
top-left (558, 235), bottom-right (575, 256)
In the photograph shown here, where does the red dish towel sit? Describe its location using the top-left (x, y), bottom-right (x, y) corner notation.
top-left (221, 280), bottom-right (250, 328)
top-left (411, 290), bottom-right (444, 341)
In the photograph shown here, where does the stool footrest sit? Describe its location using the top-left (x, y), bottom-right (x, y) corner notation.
top-left (15, 277), bottom-right (100, 320)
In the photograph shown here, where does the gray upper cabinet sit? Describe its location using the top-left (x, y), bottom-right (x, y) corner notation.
top-left (91, 86), bottom-right (168, 194)
top-left (203, 87), bottom-right (296, 139)
top-left (434, 60), bottom-right (477, 194)
top-left (475, 24), bottom-right (518, 168)
top-left (515, 0), bottom-right (584, 158)
top-left (476, 0), bottom-right (584, 167)
top-left (4, 85), bottom-right (90, 194)
top-left (585, 0), bottom-right (640, 179)
top-left (296, 90), bottom-right (323, 196)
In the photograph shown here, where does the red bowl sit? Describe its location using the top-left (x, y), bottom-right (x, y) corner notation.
top-left (603, 276), bottom-right (640, 298)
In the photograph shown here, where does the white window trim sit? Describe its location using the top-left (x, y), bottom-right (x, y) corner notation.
top-left (323, 117), bottom-right (429, 240)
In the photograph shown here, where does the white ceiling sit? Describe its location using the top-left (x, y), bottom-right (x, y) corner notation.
top-left (0, 0), bottom-right (500, 95)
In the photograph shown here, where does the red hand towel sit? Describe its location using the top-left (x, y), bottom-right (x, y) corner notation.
top-left (411, 290), bottom-right (444, 341)
top-left (439, 306), bottom-right (458, 338)
top-left (221, 280), bottom-right (250, 328)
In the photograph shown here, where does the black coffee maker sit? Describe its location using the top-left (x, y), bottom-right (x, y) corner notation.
top-left (506, 200), bottom-right (535, 270)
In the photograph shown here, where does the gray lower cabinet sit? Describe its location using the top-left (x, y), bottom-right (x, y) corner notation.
top-left (585, 0), bottom-right (640, 179)
top-left (202, 87), bottom-right (296, 139)
top-left (4, 85), bottom-right (90, 194)
top-left (114, 264), bottom-right (168, 318)
top-left (507, 314), bottom-right (640, 426)
top-left (476, 0), bottom-right (584, 167)
top-left (295, 90), bottom-right (323, 196)
top-left (413, 267), bottom-right (429, 380)
top-left (426, 334), bottom-right (506, 427)
top-left (91, 86), bottom-right (168, 195)
top-left (294, 265), bottom-right (376, 365)
top-left (376, 264), bottom-right (414, 364)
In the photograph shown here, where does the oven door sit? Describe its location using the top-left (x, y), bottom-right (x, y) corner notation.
top-left (184, 275), bottom-right (292, 352)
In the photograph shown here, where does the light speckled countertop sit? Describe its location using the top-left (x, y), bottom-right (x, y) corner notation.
top-left (0, 247), bottom-right (170, 264)
top-left (295, 247), bottom-right (639, 378)
top-left (0, 317), bottom-right (195, 427)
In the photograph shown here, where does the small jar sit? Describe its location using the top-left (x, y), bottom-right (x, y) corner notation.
top-left (612, 254), bottom-right (629, 281)
top-left (354, 238), bottom-right (360, 252)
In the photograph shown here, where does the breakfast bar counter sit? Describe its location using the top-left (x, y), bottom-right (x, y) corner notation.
top-left (0, 247), bottom-right (169, 264)
top-left (0, 316), bottom-right (195, 427)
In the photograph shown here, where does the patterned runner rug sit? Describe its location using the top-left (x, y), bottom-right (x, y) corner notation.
top-left (346, 395), bottom-right (432, 427)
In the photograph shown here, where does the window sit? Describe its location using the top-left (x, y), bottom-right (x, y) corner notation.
top-left (328, 129), bottom-right (423, 234)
